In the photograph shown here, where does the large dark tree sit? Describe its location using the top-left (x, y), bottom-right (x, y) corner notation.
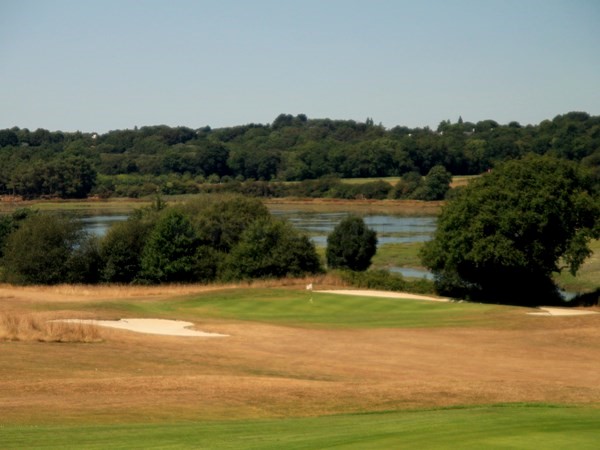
top-left (140, 210), bottom-right (215, 283)
top-left (1, 214), bottom-right (96, 284)
top-left (421, 155), bottom-right (600, 305)
top-left (99, 215), bottom-right (156, 283)
top-left (222, 218), bottom-right (322, 280)
top-left (326, 215), bottom-right (378, 271)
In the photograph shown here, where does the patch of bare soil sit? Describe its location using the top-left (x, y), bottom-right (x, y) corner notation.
top-left (1, 285), bottom-right (599, 424)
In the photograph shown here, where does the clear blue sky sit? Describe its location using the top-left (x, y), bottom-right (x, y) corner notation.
top-left (1, 0), bottom-right (599, 133)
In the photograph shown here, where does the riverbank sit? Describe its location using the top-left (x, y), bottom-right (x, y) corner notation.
top-left (0, 195), bottom-right (443, 216)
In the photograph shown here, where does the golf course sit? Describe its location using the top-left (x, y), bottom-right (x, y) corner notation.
top-left (1, 281), bottom-right (599, 449)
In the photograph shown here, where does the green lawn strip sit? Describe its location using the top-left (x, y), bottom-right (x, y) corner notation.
top-left (372, 242), bottom-right (424, 270)
top-left (2, 404), bottom-right (598, 449)
top-left (49, 288), bottom-right (515, 329)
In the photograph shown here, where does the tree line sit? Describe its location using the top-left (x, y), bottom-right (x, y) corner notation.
top-left (0, 111), bottom-right (598, 199)
top-left (1, 155), bottom-right (597, 307)
top-left (0, 195), bottom-right (386, 286)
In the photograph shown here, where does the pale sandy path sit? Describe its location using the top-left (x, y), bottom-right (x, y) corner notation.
top-left (319, 290), bottom-right (599, 316)
top-left (55, 318), bottom-right (229, 337)
top-left (316, 289), bottom-right (450, 302)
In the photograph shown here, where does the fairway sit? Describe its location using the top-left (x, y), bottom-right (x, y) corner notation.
top-left (1, 283), bottom-right (599, 448)
top-left (2, 405), bottom-right (599, 449)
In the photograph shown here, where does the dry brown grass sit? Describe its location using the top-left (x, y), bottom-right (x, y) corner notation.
top-left (1, 282), bottom-right (599, 426)
top-left (264, 198), bottom-right (442, 215)
top-left (0, 275), bottom-right (348, 306)
top-left (0, 312), bottom-right (102, 343)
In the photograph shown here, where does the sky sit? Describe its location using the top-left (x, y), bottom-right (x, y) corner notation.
top-left (1, 0), bottom-right (599, 133)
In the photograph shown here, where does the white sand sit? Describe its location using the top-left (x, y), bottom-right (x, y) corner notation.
top-left (55, 318), bottom-right (229, 337)
top-left (527, 307), bottom-right (599, 317)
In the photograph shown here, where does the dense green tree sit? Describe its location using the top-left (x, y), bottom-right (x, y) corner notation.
top-left (99, 216), bottom-right (156, 283)
top-left (411, 165), bottom-right (452, 200)
top-left (0, 208), bottom-right (37, 259)
top-left (8, 156), bottom-right (96, 199)
top-left (326, 216), bottom-right (378, 271)
top-left (1, 214), bottom-right (91, 284)
top-left (67, 235), bottom-right (102, 284)
top-left (393, 171), bottom-right (423, 199)
top-left (0, 129), bottom-right (18, 147)
top-left (1, 111), bottom-right (599, 199)
top-left (140, 210), bottom-right (213, 283)
top-left (421, 155), bottom-right (600, 305)
top-left (183, 195), bottom-right (270, 252)
top-left (222, 218), bottom-right (321, 280)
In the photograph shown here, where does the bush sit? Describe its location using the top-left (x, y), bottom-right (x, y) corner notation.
top-left (1, 214), bottom-right (92, 285)
top-left (326, 215), bottom-right (378, 271)
top-left (222, 218), bottom-right (322, 280)
top-left (336, 269), bottom-right (436, 294)
top-left (100, 216), bottom-right (156, 283)
top-left (338, 269), bottom-right (407, 291)
top-left (140, 210), bottom-right (213, 283)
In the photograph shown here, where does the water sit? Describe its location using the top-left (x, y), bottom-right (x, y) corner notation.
top-left (82, 211), bottom-right (438, 247)
top-left (389, 267), bottom-right (434, 280)
top-left (80, 214), bottom-right (129, 237)
top-left (270, 210), bottom-right (436, 246)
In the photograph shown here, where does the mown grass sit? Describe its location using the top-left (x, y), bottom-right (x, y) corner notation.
top-left (372, 242), bottom-right (424, 269)
top-left (56, 288), bottom-right (514, 329)
top-left (1, 404), bottom-right (598, 449)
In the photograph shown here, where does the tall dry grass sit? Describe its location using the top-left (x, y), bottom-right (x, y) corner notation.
top-left (0, 313), bottom-right (102, 343)
top-left (0, 275), bottom-right (351, 303)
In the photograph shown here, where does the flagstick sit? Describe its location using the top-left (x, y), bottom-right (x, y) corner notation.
top-left (306, 282), bottom-right (314, 303)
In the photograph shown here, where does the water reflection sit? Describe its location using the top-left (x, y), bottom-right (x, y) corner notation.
top-left (80, 215), bottom-right (128, 237)
top-left (81, 211), bottom-right (437, 248)
top-left (270, 210), bottom-right (436, 246)
top-left (389, 267), bottom-right (434, 280)
top-left (81, 210), bottom-right (436, 246)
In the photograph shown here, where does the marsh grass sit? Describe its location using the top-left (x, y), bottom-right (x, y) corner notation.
top-left (0, 312), bottom-right (102, 343)
top-left (371, 242), bottom-right (424, 269)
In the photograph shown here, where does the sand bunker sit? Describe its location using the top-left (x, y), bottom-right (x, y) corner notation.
top-left (527, 307), bottom-right (599, 317)
top-left (55, 319), bottom-right (229, 337)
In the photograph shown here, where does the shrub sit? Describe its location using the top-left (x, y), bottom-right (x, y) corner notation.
top-left (140, 210), bottom-right (211, 283)
top-left (100, 216), bottom-right (156, 283)
top-left (1, 214), bottom-right (90, 285)
top-left (222, 218), bottom-right (322, 280)
top-left (338, 269), bottom-right (407, 291)
top-left (326, 215), bottom-right (377, 271)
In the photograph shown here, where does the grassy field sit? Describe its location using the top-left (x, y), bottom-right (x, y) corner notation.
top-left (372, 242), bottom-right (423, 270)
top-left (554, 239), bottom-right (600, 293)
top-left (0, 196), bottom-right (443, 216)
top-left (338, 175), bottom-right (479, 189)
top-left (2, 404), bottom-right (599, 449)
top-left (1, 282), bottom-right (599, 448)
